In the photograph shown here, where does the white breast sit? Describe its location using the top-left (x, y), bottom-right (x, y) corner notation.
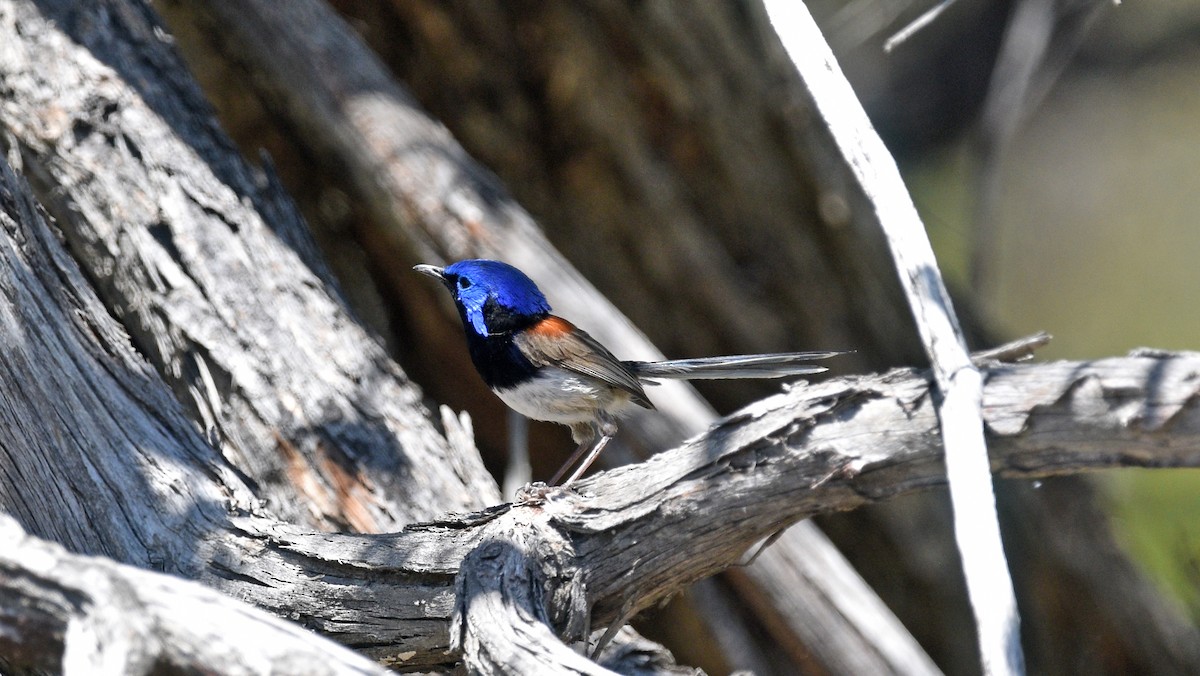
top-left (493, 366), bottom-right (637, 425)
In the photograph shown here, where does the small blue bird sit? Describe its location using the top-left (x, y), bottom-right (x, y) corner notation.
top-left (416, 259), bottom-right (844, 486)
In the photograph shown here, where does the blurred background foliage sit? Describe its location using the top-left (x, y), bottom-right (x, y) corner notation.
top-left (813, 0), bottom-right (1200, 623)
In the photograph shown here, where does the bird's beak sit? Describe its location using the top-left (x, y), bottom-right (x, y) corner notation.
top-left (413, 264), bottom-right (446, 281)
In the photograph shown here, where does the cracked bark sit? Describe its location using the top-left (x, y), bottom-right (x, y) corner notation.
top-left (0, 517), bottom-right (390, 676)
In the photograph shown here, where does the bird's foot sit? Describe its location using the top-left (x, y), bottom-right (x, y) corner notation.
top-left (513, 481), bottom-right (556, 505)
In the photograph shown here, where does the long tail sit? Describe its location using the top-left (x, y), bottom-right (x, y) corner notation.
top-left (627, 350), bottom-right (848, 380)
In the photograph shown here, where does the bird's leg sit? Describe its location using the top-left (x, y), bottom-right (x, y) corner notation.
top-left (548, 424), bottom-right (595, 486)
top-left (557, 418), bottom-right (618, 487)
top-left (559, 434), bottom-right (611, 487)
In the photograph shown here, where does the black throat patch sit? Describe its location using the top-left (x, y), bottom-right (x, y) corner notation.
top-left (460, 300), bottom-right (545, 389)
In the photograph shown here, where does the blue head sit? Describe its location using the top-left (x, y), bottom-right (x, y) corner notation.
top-left (415, 259), bottom-right (551, 337)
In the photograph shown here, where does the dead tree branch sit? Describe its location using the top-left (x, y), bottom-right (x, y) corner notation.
top-left (2, 149), bottom-right (1198, 668)
top-left (766, 4), bottom-right (1020, 672)
top-left (0, 516), bottom-right (390, 676)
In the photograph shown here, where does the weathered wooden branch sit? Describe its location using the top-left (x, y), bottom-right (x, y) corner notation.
top-left (0, 0), bottom-right (498, 534)
top-left (223, 339), bottom-right (1200, 671)
top-left (0, 511), bottom-right (689, 676)
top-left (3, 142), bottom-right (1199, 670)
top-left (0, 516), bottom-right (390, 676)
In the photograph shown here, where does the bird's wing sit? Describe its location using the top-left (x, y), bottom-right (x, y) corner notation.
top-left (515, 316), bottom-right (654, 409)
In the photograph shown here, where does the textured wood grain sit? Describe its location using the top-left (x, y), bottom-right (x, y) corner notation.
top-left (0, 0), bottom-right (499, 534)
top-left (0, 516), bottom-right (390, 676)
top-left (450, 352), bottom-right (1200, 670)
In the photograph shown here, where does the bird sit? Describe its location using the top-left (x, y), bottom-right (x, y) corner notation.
top-left (415, 259), bottom-right (846, 487)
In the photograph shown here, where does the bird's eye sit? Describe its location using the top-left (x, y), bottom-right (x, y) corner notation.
top-left (457, 276), bottom-right (472, 290)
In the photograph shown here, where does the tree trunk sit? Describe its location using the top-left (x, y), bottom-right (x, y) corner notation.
top-left (0, 0), bottom-right (498, 534)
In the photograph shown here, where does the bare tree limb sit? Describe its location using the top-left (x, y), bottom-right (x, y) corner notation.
top-left (395, 349), bottom-right (1200, 670)
top-left (0, 516), bottom-right (390, 676)
top-left (0, 501), bottom-right (692, 676)
top-left (764, 2), bottom-right (1022, 673)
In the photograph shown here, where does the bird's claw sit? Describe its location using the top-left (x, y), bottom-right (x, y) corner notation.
top-left (513, 481), bottom-right (555, 505)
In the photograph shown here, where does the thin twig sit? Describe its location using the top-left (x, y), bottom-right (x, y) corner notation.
top-left (971, 332), bottom-right (1052, 364)
top-left (884, 0), bottom-right (960, 53)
